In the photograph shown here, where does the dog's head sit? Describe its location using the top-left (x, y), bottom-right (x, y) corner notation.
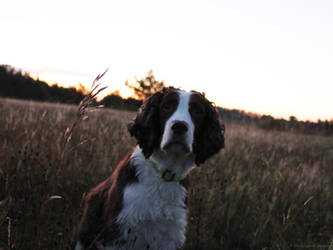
top-left (128, 87), bottom-right (225, 165)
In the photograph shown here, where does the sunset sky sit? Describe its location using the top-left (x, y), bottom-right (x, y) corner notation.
top-left (1, 0), bottom-right (332, 121)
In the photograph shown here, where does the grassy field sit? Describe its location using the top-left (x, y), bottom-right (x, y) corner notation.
top-left (0, 98), bottom-right (333, 250)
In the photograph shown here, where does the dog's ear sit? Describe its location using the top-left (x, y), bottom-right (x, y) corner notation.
top-left (193, 99), bottom-right (225, 165)
top-left (128, 91), bottom-right (164, 158)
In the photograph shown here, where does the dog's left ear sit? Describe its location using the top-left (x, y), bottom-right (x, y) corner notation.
top-left (128, 91), bottom-right (164, 158)
top-left (193, 100), bottom-right (225, 165)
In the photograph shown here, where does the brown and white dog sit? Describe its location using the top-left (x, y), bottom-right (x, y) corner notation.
top-left (75, 87), bottom-right (225, 250)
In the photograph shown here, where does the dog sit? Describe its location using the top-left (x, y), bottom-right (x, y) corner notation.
top-left (75, 87), bottom-right (225, 250)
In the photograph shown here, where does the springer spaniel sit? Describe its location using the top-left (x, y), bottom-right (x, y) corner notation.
top-left (75, 87), bottom-right (225, 250)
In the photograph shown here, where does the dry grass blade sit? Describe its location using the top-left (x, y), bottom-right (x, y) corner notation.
top-left (35, 195), bottom-right (70, 248)
top-left (60, 69), bottom-right (109, 161)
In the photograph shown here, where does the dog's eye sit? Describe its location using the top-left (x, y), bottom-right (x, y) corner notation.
top-left (191, 104), bottom-right (204, 117)
top-left (162, 104), bottom-right (173, 112)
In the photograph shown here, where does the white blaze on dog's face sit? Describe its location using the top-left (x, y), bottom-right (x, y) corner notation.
top-left (160, 90), bottom-right (195, 155)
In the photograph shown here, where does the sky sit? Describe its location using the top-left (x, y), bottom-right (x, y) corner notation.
top-left (1, 0), bottom-right (332, 121)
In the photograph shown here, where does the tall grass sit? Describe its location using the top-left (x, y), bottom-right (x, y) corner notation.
top-left (186, 124), bottom-right (333, 249)
top-left (0, 99), bottom-right (332, 249)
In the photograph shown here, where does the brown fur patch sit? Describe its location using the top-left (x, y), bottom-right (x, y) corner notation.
top-left (78, 153), bottom-right (138, 248)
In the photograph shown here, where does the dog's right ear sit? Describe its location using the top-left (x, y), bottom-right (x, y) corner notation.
top-left (128, 91), bottom-right (164, 158)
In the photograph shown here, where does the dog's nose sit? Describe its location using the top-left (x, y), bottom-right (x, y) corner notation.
top-left (171, 121), bottom-right (188, 135)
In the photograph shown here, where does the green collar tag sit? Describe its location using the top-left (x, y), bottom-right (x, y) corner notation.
top-left (148, 159), bottom-right (186, 182)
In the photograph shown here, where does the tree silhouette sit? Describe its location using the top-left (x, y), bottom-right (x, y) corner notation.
top-left (0, 64), bottom-right (85, 104)
top-left (125, 70), bottom-right (164, 100)
top-left (99, 92), bottom-right (142, 111)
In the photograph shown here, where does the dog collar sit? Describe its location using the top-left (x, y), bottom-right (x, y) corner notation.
top-left (148, 159), bottom-right (186, 182)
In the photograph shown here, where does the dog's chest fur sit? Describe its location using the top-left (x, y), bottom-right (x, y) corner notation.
top-left (109, 147), bottom-right (187, 250)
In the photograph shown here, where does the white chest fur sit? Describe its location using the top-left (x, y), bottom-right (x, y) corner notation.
top-left (114, 148), bottom-right (188, 250)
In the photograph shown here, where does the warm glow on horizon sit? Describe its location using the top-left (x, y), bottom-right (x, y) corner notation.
top-left (1, 0), bottom-right (332, 122)
top-left (29, 71), bottom-right (138, 100)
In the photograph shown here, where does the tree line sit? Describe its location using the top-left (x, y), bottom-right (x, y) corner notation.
top-left (0, 65), bottom-right (86, 104)
top-left (219, 108), bottom-right (333, 135)
top-left (1, 64), bottom-right (332, 135)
